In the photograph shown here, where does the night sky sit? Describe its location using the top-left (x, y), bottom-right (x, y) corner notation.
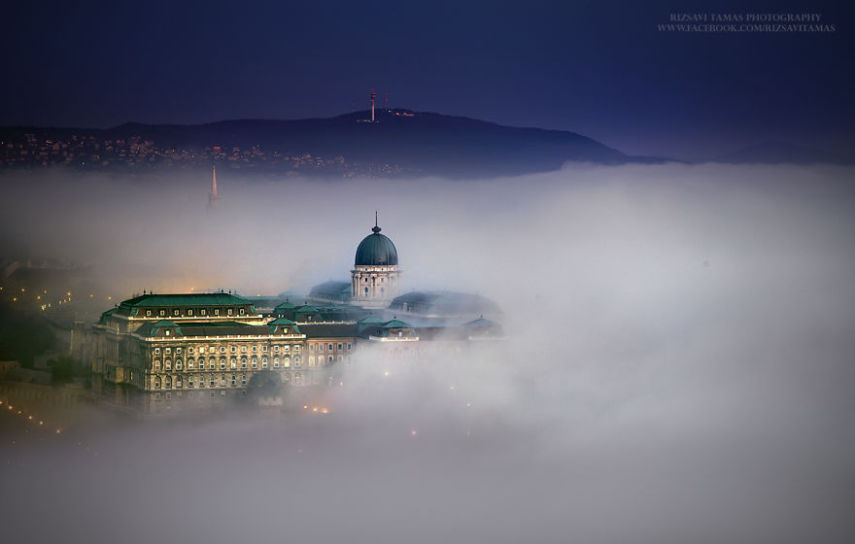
top-left (2, 0), bottom-right (852, 159)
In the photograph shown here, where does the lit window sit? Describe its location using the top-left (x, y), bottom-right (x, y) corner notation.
top-left (188, 309), bottom-right (194, 316)
top-left (165, 347), bottom-right (171, 353)
top-left (174, 309), bottom-right (179, 316)
top-left (201, 309), bottom-right (207, 316)
top-left (239, 308), bottom-right (245, 315)
top-left (146, 310), bottom-right (152, 317)
top-left (159, 309), bottom-right (166, 316)
top-left (227, 309), bottom-right (233, 316)
top-left (214, 309), bottom-right (220, 316)
top-left (240, 346), bottom-right (246, 353)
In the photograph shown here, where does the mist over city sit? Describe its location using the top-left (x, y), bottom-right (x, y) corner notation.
top-left (2, 163), bottom-right (854, 543)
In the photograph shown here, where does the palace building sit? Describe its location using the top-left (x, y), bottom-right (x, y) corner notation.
top-left (90, 219), bottom-right (502, 395)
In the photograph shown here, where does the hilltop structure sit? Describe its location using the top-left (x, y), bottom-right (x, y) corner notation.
top-left (90, 220), bottom-right (502, 396)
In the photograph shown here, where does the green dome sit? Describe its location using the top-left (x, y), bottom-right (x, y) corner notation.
top-left (355, 224), bottom-right (398, 266)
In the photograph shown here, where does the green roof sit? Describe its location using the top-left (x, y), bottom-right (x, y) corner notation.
top-left (120, 292), bottom-right (252, 307)
top-left (382, 319), bottom-right (412, 329)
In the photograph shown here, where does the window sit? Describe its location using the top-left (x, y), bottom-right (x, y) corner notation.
top-left (310, 344), bottom-right (315, 351)
top-left (227, 308), bottom-right (233, 316)
top-left (165, 330), bottom-right (171, 336)
top-left (173, 309), bottom-right (180, 316)
top-left (165, 347), bottom-right (171, 354)
top-left (337, 344), bottom-right (342, 350)
top-left (230, 346), bottom-right (236, 353)
top-left (273, 359), bottom-right (279, 368)
top-left (328, 343), bottom-right (334, 350)
top-left (252, 346), bottom-right (257, 353)
top-left (240, 346), bottom-right (246, 353)
top-left (230, 358), bottom-right (237, 369)
top-left (273, 346), bottom-right (279, 352)
top-left (220, 347), bottom-right (226, 353)
top-left (319, 344), bottom-right (324, 352)
top-left (220, 359), bottom-right (226, 369)
top-left (176, 359), bottom-right (183, 370)
top-left (159, 309), bottom-right (166, 316)
top-left (347, 344), bottom-right (352, 350)
top-left (176, 347), bottom-right (182, 353)
top-left (295, 346), bottom-right (301, 352)
top-left (187, 359), bottom-right (194, 369)
top-left (155, 347), bottom-right (161, 354)
top-left (188, 348), bottom-right (194, 354)
top-left (261, 360), bottom-right (268, 369)
top-left (188, 309), bottom-right (194, 316)
top-left (198, 358), bottom-right (205, 369)
top-left (154, 377), bottom-right (162, 389)
top-left (239, 308), bottom-right (245, 315)
top-left (262, 345), bottom-right (268, 352)
top-left (282, 357), bottom-right (289, 368)
top-left (153, 360), bottom-right (161, 370)
top-left (214, 309), bottom-right (220, 316)
top-left (146, 310), bottom-right (152, 317)
top-left (328, 356), bottom-right (334, 363)
top-left (241, 358), bottom-right (247, 369)
top-left (283, 345), bottom-right (290, 352)
top-left (201, 309), bottom-right (207, 316)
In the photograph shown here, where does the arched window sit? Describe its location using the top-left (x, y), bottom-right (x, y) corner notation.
top-left (153, 360), bottom-right (161, 370)
top-left (230, 357), bottom-right (237, 369)
top-left (165, 376), bottom-right (172, 389)
top-left (219, 358), bottom-right (226, 369)
top-left (164, 359), bottom-right (172, 370)
top-left (175, 359), bottom-right (183, 370)
top-left (154, 377), bottom-right (162, 389)
top-left (364, 287), bottom-right (369, 295)
top-left (198, 358), bottom-right (205, 369)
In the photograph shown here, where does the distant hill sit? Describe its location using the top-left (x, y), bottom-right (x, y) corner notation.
top-left (713, 140), bottom-right (853, 165)
top-left (0, 108), bottom-right (659, 178)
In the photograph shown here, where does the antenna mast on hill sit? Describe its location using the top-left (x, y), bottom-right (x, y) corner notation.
top-left (370, 90), bottom-right (376, 122)
top-left (208, 164), bottom-right (219, 209)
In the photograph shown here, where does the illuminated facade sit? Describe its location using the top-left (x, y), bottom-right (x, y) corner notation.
top-left (90, 221), bottom-right (500, 395)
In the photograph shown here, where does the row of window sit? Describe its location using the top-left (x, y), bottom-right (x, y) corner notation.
top-left (152, 356), bottom-right (302, 371)
top-left (153, 344), bottom-right (299, 355)
top-left (152, 372), bottom-right (309, 390)
top-left (309, 343), bottom-right (351, 352)
top-left (145, 307), bottom-right (248, 318)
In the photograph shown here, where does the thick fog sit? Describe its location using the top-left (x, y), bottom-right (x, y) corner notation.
top-left (1, 163), bottom-right (855, 544)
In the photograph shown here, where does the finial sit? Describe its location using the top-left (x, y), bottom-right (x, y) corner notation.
top-left (372, 211), bottom-right (381, 234)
